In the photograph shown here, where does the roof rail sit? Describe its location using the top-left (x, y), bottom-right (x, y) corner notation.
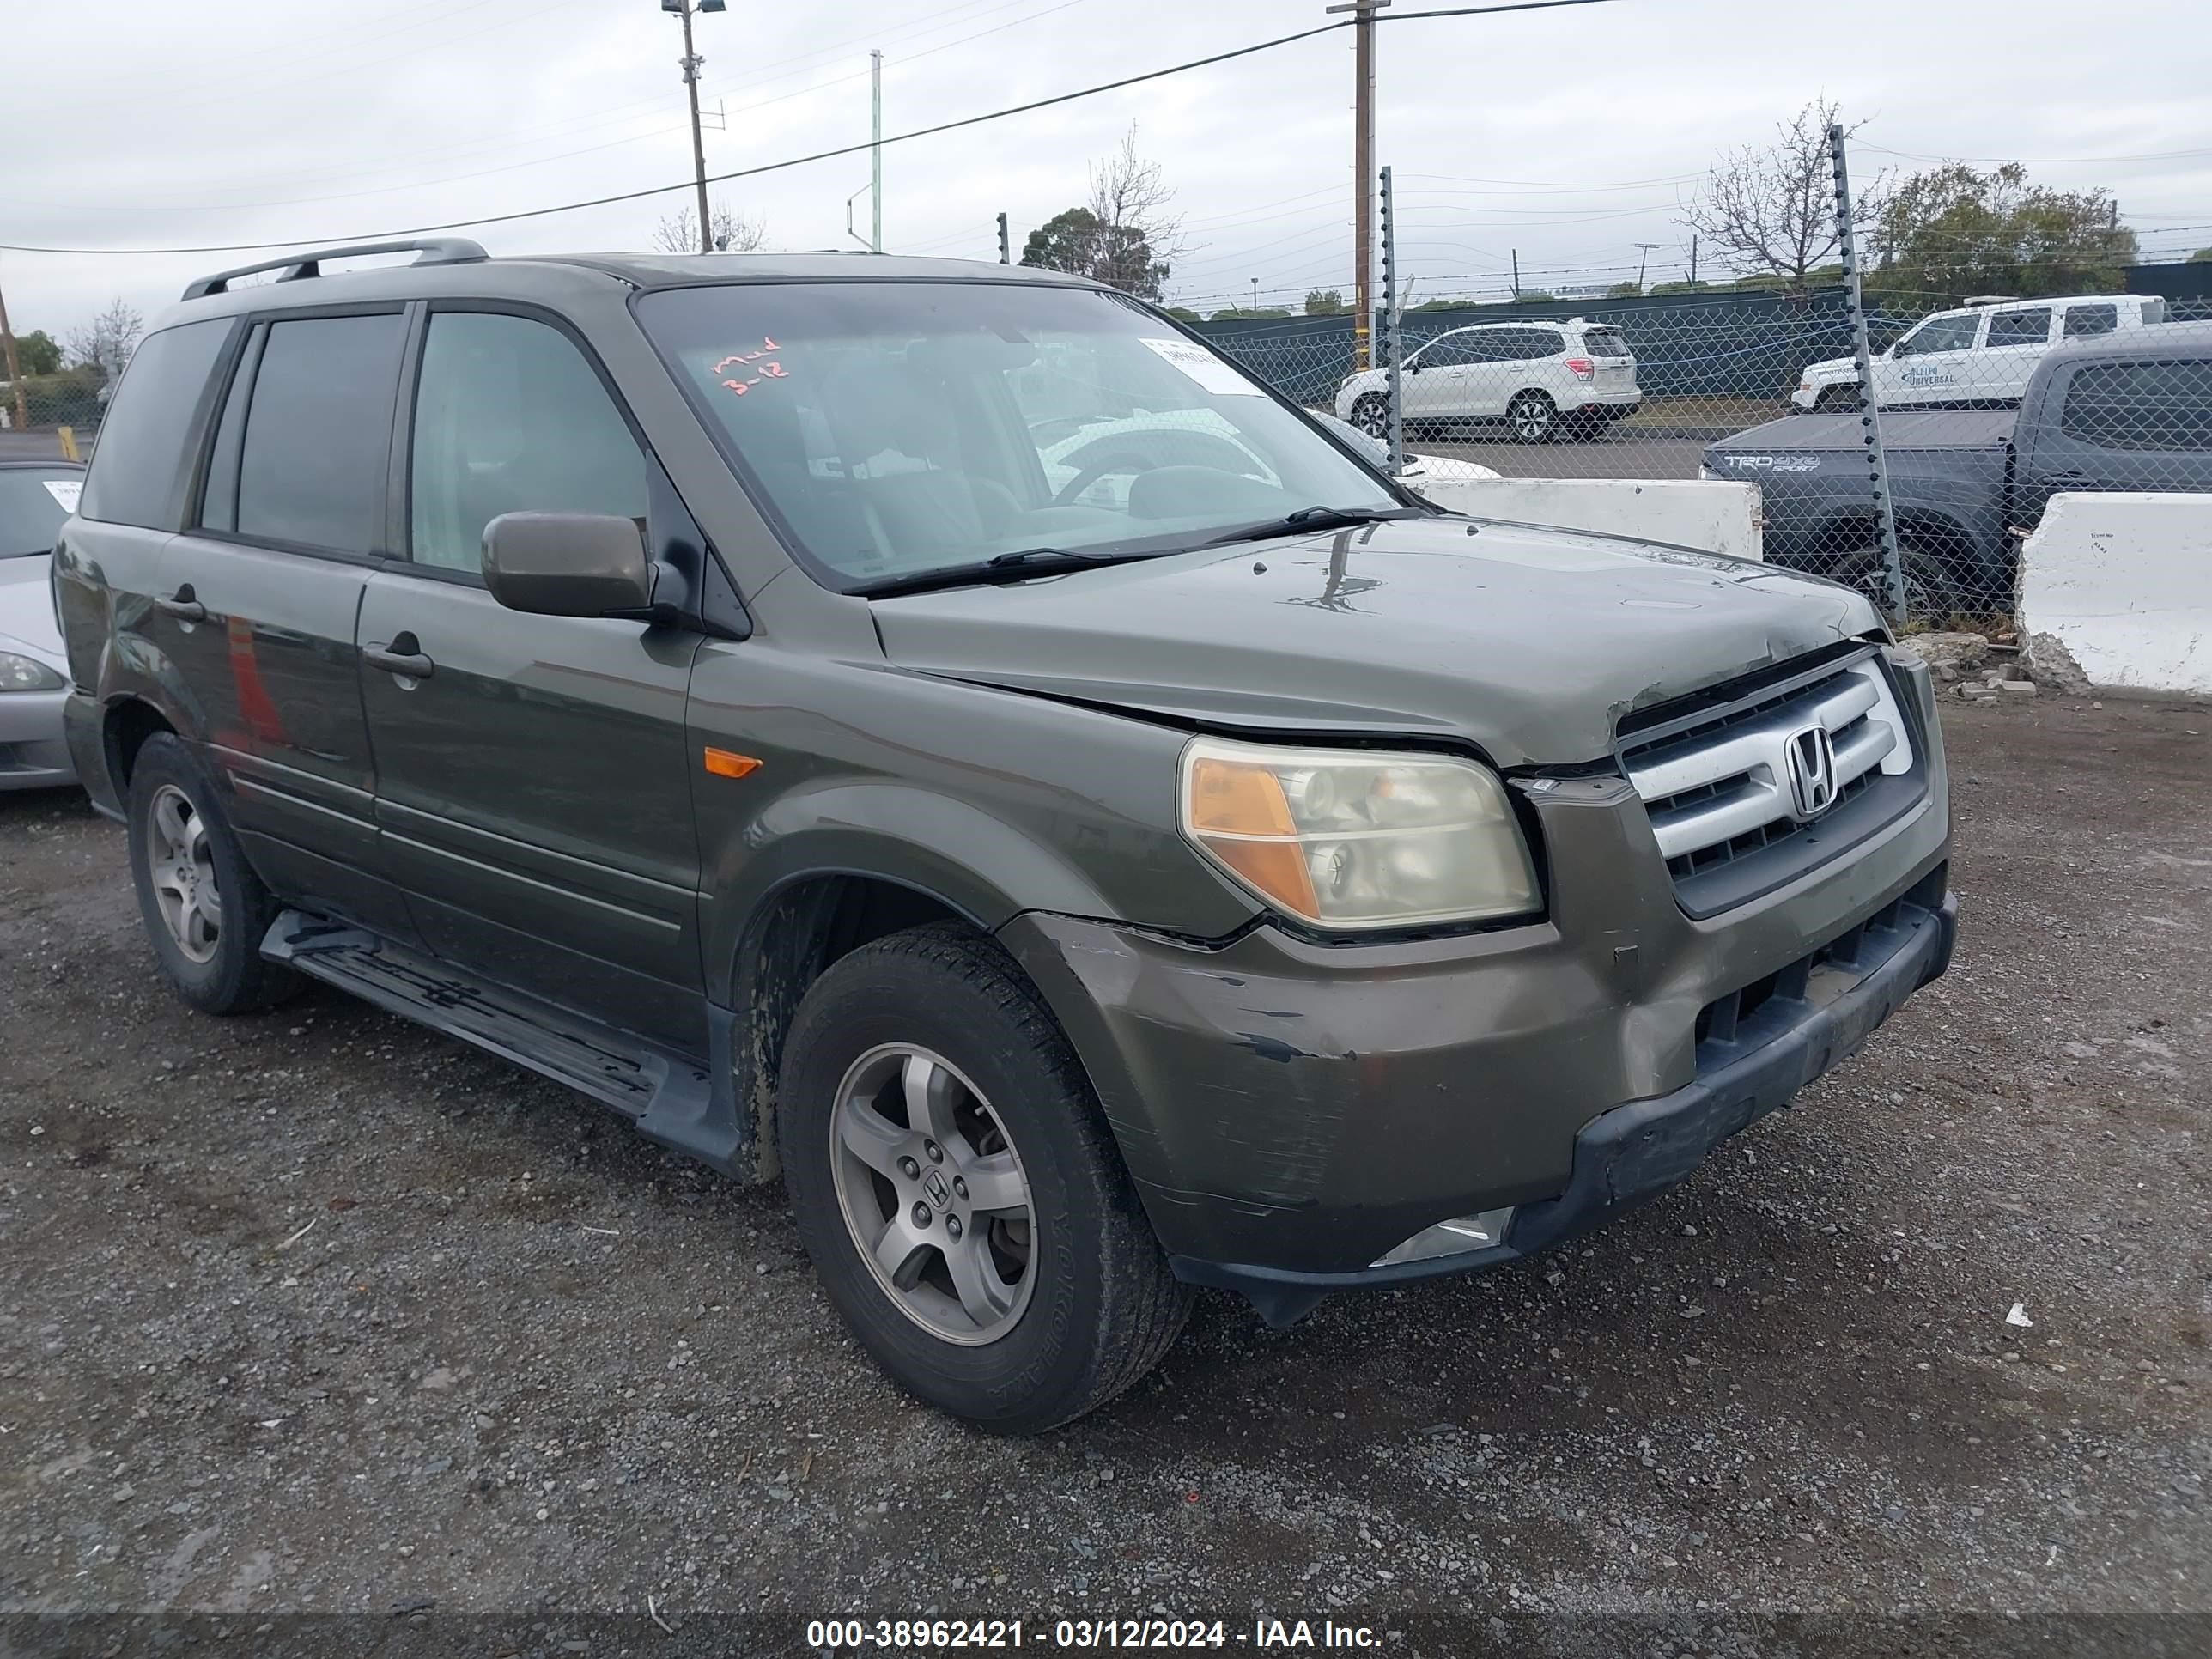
top-left (182, 237), bottom-right (489, 301)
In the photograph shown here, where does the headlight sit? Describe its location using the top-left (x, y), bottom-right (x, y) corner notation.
top-left (0, 651), bottom-right (65, 692)
top-left (1178, 737), bottom-right (1540, 930)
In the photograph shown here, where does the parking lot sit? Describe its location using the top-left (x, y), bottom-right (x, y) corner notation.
top-left (3, 697), bottom-right (2209, 1649)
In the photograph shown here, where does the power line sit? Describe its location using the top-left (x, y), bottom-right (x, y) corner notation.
top-left (2, 0), bottom-right (1620, 258)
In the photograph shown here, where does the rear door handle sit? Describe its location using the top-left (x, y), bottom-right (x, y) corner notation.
top-left (363, 635), bottom-right (434, 679)
top-left (155, 587), bottom-right (206, 622)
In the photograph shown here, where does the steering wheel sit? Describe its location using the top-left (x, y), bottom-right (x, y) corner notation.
top-left (1048, 429), bottom-right (1267, 507)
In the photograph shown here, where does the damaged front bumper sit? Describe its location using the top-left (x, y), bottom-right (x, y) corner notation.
top-left (1001, 674), bottom-right (1954, 1326)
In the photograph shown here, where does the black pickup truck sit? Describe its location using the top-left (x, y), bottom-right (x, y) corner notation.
top-left (1705, 321), bottom-right (2212, 612)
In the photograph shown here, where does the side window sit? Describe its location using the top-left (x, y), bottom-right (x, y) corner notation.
top-left (1986, 308), bottom-right (2053, 348)
top-left (1415, 333), bottom-right (1486, 368)
top-left (236, 314), bottom-right (406, 553)
top-left (409, 312), bottom-right (648, 573)
top-left (1518, 329), bottom-right (1566, 359)
top-left (2064, 304), bottom-right (2118, 339)
top-left (1894, 314), bottom-right (1980, 356)
top-left (2059, 360), bottom-right (2212, 453)
top-left (76, 320), bottom-right (232, 532)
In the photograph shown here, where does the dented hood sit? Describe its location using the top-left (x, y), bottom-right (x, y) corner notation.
top-left (870, 516), bottom-right (1881, 767)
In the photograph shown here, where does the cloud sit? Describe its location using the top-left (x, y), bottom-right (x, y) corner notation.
top-left (4, 0), bottom-right (2205, 337)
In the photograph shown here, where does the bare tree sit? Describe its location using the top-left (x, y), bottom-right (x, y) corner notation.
top-left (652, 202), bottom-right (767, 254)
top-left (1678, 98), bottom-right (1891, 289)
top-left (66, 297), bottom-right (144, 381)
top-left (1070, 125), bottom-right (1185, 295)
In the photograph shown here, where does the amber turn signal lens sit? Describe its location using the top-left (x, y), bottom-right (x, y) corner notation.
top-left (1185, 754), bottom-right (1320, 918)
top-left (702, 746), bottom-right (763, 779)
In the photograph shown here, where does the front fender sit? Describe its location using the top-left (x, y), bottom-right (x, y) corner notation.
top-left (702, 780), bottom-right (1117, 964)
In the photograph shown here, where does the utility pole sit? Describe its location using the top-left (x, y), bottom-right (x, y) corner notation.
top-left (1688, 234), bottom-right (1698, 287)
top-left (1326, 0), bottom-right (1389, 369)
top-left (1635, 242), bottom-right (1663, 290)
top-left (1250, 276), bottom-right (1260, 311)
top-left (665, 0), bottom-right (726, 253)
top-left (997, 212), bottom-right (1012, 264)
top-left (1510, 247), bottom-right (1520, 300)
top-left (871, 50), bottom-right (884, 254)
top-left (0, 264), bottom-right (25, 434)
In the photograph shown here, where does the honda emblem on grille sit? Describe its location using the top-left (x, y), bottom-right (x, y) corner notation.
top-left (1784, 724), bottom-right (1839, 820)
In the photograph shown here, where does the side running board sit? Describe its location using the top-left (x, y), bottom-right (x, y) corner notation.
top-left (260, 910), bottom-right (742, 1174)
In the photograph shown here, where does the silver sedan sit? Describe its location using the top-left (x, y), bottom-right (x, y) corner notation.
top-left (0, 459), bottom-right (84, 791)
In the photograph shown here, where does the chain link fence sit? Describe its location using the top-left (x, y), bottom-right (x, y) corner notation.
top-left (0, 372), bottom-right (105, 459)
top-left (1190, 252), bottom-right (2212, 633)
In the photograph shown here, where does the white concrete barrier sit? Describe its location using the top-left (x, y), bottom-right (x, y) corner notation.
top-left (2018, 492), bottom-right (2212, 696)
top-left (1410, 475), bottom-right (1765, 563)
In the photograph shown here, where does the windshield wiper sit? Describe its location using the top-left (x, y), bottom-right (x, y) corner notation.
top-left (857, 546), bottom-right (1160, 599)
top-left (1199, 503), bottom-right (1429, 548)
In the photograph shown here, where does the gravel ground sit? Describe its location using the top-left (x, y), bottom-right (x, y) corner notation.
top-left (3, 698), bottom-right (2209, 1655)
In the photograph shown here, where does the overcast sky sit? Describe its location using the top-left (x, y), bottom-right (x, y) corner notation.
top-left (6, 0), bottom-right (2209, 341)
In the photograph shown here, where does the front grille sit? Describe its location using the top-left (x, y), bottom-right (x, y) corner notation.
top-left (1621, 652), bottom-right (1925, 916)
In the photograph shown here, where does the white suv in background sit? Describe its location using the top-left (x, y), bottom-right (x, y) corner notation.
top-left (1790, 294), bottom-right (2167, 411)
top-left (1335, 319), bottom-right (1642, 443)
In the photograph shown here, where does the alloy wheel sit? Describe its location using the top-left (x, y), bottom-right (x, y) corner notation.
top-left (830, 1043), bottom-right (1036, 1346)
top-left (146, 783), bottom-right (222, 964)
top-left (1510, 394), bottom-right (1554, 442)
top-left (1352, 395), bottom-right (1389, 439)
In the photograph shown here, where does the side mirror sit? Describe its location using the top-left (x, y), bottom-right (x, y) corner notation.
top-left (482, 513), bottom-right (655, 618)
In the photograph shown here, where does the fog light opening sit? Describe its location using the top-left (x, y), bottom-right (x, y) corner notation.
top-left (1369, 1206), bottom-right (1516, 1268)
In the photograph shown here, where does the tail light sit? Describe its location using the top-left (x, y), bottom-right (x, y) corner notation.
top-left (1565, 356), bottom-right (1595, 381)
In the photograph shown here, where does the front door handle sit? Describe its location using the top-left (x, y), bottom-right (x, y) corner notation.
top-left (155, 586), bottom-right (206, 623)
top-left (364, 633), bottom-right (434, 680)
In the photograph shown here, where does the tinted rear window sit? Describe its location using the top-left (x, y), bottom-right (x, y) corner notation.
top-left (0, 468), bottom-right (82, 557)
top-left (235, 314), bottom-right (404, 553)
top-left (77, 320), bottom-right (232, 532)
top-left (1582, 328), bottom-right (1631, 358)
top-left (2058, 359), bottom-right (2212, 452)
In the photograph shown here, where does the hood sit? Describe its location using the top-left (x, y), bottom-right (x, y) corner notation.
top-left (871, 515), bottom-right (1881, 767)
top-left (1799, 356), bottom-right (1858, 381)
top-left (0, 554), bottom-right (64, 664)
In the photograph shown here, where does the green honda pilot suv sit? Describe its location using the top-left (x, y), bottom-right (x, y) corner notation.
top-left (52, 240), bottom-right (1955, 1431)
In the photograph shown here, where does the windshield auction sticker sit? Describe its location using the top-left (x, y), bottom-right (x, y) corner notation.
top-left (42, 479), bottom-right (82, 512)
top-left (1139, 337), bottom-right (1265, 396)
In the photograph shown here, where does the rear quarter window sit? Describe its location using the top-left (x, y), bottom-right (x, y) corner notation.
top-left (2057, 359), bottom-right (2212, 452)
top-left (76, 319), bottom-right (234, 532)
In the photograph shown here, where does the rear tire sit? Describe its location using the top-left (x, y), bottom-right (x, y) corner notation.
top-left (1507, 390), bottom-right (1558, 443)
top-left (777, 924), bottom-right (1192, 1434)
top-left (126, 733), bottom-right (300, 1015)
top-left (1350, 392), bottom-right (1390, 441)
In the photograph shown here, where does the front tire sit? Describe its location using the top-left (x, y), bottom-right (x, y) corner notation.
top-left (1507, 390), bottom-right (1558, 443)
top-left (1349, 392), bottom-right (1390, 440)
top-left (1831, 543), bottom-right (1964, 622)
top-left (126, 733), bottom-right (300, 1015)
top-left (778, 925), bottom-right (1192, 1434)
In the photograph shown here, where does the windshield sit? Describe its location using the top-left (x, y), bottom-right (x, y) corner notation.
top-left (0, 468), bottom-right (81, 559)
top-left (638, 281), bottom-right (1399, 590)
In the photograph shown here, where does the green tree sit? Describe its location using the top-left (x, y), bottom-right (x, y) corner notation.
top-left (9, 330), bottom-right (61, 377)
top-left (1206, 306), bottom-right (1292, 321)
top-left (1160, 305), bottom-right (1202, 323)
top-left (1605, 282), bottom-right (1644, 299)
top-left (1018, 125), bottom-right (1181, 300)
top-left (1869, 163), bottom-right (2137, 301)
top-left (1020, 206), bottom-right (1170, 299)
top-left (1304, 289), bottom-right (1346, 315)
top-left (2191, 246), bottom-right (2212, 263)
top-left (1649, 279), bottom-right (1713, 296)
top-left (1514, 289), bottom-right (1558, 304)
